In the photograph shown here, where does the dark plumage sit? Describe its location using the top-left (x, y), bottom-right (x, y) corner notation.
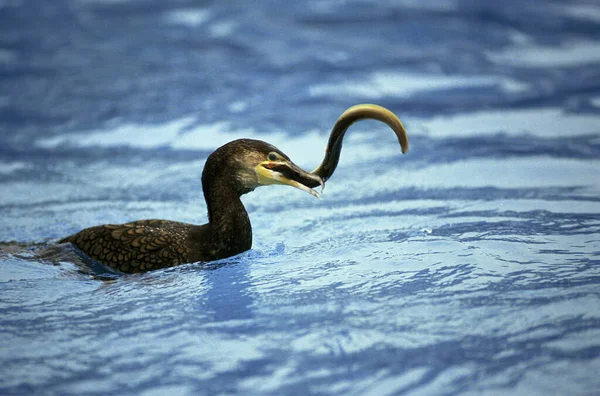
top-left (60, 139), bottom-right (322, 273)
top-left (60, 104), bottom-right (408, 273)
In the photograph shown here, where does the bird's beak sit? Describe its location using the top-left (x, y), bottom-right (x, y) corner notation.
top-left (255, 160), bottom-right (324, 198)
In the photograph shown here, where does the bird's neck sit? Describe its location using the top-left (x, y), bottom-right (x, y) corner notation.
top-left (203, 181), bottom-right (253, 258)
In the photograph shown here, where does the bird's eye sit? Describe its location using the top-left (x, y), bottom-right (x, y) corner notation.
top-left (268, 152), bottom-right (278, 161)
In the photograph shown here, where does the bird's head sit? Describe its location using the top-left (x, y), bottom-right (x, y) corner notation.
top-left (202, 139), bottom-right (323, 198)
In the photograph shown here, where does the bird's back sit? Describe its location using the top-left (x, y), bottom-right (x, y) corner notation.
top-left (60, 219), bottom-right (195, 273)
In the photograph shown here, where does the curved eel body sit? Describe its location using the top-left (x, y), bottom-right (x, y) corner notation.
top-left (311, 104), bottom-right (408, 181)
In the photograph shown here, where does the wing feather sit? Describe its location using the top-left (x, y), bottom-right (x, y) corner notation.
top-left (61, 220), bottom-right (192, 273)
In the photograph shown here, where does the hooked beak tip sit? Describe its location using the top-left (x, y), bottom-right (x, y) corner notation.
top-left (256, 161), bottom-right (325, 199)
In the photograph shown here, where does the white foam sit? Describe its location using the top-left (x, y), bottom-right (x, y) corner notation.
top-left (36, 117), bottom-right (196, 149)
top-left (412, 108), bottom-right (600, 138)
top-left (0, 161), bottom-right (29, 175)
top-left (0, 49), bottom-right (16, 64)
top-left (565, 4), bottom-right (600, 23)
top-left (35, 118), bottom-right (329, 168)
top-left (591, 97), bottom-right (600, 108)
top-left (209, 21), bottom-right (236, 38)
top-left (227, 101), bottom-right (248, 113)
top-left (311, 0), bottom-right (457, 12)
top-left (486, 40), bottom-right (600, 68)
top-left (38, 106), bottom-right (600, 175)
top-left (77, 0), bottom-right (130, 3)
top-left (164, 8), bottom-right (211, 27)
top-left (507, 31), bottom-right (533, 46)
top-left (176, 124), bottom-right (327, 169)
top-left (399, 158), bottom-right (600, 190)
top-left (397, 0), bottom-right (456, 11)
top-left (309, 71), bottom-right (528, 99)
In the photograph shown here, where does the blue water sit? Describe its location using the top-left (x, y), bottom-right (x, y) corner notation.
top-left (2, 0), bottom-right (600, 394)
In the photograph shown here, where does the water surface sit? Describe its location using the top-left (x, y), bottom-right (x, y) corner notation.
top-left (1, 0), bottom-right (600, 394)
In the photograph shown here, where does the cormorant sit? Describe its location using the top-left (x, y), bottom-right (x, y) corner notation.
top-left (59, 104), bottom-right (408, 273)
